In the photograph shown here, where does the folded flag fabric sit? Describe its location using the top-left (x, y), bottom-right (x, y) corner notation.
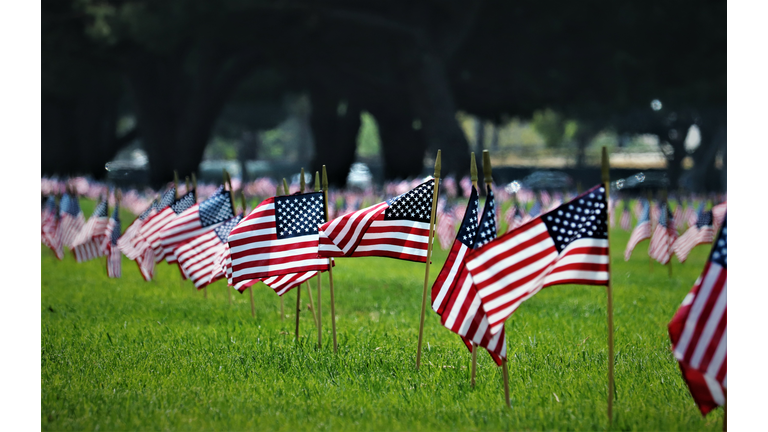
top-left (72, 199), bottom-right (109, 262)
top-left (673, 208), bottom-right (714, 263)
top-left (688, 202), bottom-right (703, 227)
top-left (151, 191), bottom-right (198, 263)
top-left (176, 213), bottom-right (243, 289)
top-left (668, 216), bottom-right (726, 415)
top-left (157, 186), bottom-right (234, 264)
top-left (624, 200), bottom-right (651, 261)
top-left (318, 179), bottom-right (435, 262)
top-left (649, 204), bottom-right (677, 265)
top-left (41, 195), bottom-right (64, 260)
top-left (105, 203), bottom-right (122, 278)
top-left (117, 201), bottom-right (156, 260)
top-left (59, 193), bottom-right (85, 248)
top-left (431, 185), bottom-right (506, 365)
top-left (228, 191), bottom-right (329, 287)
top-left (465, 184), bottom-right (609, 335)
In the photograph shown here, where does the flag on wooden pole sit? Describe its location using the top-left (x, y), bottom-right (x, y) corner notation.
top-left (105, 201), bottom-right (122, 278)
top-left (41, 195), bottom-right (64, 260)
top-left (71, 199), bottom-right (109, 262)
top-left (59, 192), bottom-right (85, 248)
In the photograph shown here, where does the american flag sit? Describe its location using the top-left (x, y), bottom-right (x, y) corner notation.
top-left (152, 191), bottom-right (199, 263)
top-left (176, 213), bottom-right (242, 289)
top-left (672, 200), bottom-right (684, 232)
top-left (319, 179), bottom-right (435, 262)
top-left (711, 201), bottom-right (727, 232)
top-left (117, 201), bottom-right (156, 260)
top-left (650, 202), bottom-right (661, 229)
top-left (688, 202), bottom-right (703, 227)
top-left (431, 186), bottom-right (507, 365)
top-left (133, 188), bottom-right (188, 280)
top-left (672, 209), bottom-right (714, 263)
top-left (436, 202), bottom-right (459, 250)
top-left (59, 193), bottom-right (85, 248)
top-left (228, 191), bottom-right (329, 287)
top-left (649, 204), bottom-right (677, 265)
top-left (157, 186), bottom-right (234, 264)
top-left (619, 200), bottom-right (632, 231)
top-left (624, 200), bottom-right (651, 261)
top-left (668, 216), bottom-right (726, 415)
top-left (465, 184), bottom-right (609, 335)
top-left (105, 203), bottom-right (122, 278)
top-left (71, 199), bottom-right (109, 263)
top-left (41, 195), bottom-right (64, 260)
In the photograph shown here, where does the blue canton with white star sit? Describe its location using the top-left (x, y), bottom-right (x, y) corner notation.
top-left (542, 185), bottom-right (608, 253)
top-left (456, 187), bottom-right (479, 248)
top-left (92, 200), bottom-right (108, 218)
top-left (385, 179), bottom-right (434, 222)
top-left (637, 200), bottom-right (650, 224)
top-left (60, 193), bottom-right (81, 216)
top-left (199, 187), bottom-right (235, 227)
top-left (110, 206), bottom-right (121, 245)
top-left (171, 191), bottom-right (196, 214)
top-left (473, 186), bottom-right (497, 249)
top-left (275, 192), bottom-right (326, 239)
top-left (710, 216), bottom-right (726, 268)
top-left (157, 188), bottom-right (176, 210)
top-left (215, 214), bottom-right (243, 243)
top-left (696, 210), bottom-right (713, 229)
top-left (658, 204), bottom-right (674, 228)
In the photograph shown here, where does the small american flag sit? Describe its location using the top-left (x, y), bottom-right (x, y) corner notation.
top-left (465, 185), bottom-right (609, 335)
top-left (152, 191), bottom-right (198, 263)
top-left (649, 204), bottom-right (677, 265)
top-left (72, 199), bottom-right (109, 263)
top-left (624, 200), bottom-right (651, 261)
top-left (668, 216), bottom-right (726, 415)
top-left (117, 201), bottom-right (156, 260)
top-left (105, 203), bottom-right (122, 278)
top-left (672, 209), bottom-right (714, 263)
top-left (41, 195), bottom-right (64, 260)
top-left (157, 186), bottom-right (233, 264)
top-left (134, 188), bottom-right (190, 280)
top-left (688, 202), bottom-right (703, 227)
top-left (431, 186), bottom-right (506, 365)
top-left (436, 202), bottom-right (459, 250)
top-left (319, 179), bottom-right (435, 262)
top-left (59, 193), bottom-right (85, 248)
top-left (176, 213), bottom-right (242, 289)
top-left (228, 192), bottom-right (329, 287)
top-left (711, 201), bottom-right (727, 232)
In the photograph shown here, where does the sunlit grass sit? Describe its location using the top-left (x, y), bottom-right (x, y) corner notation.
top-left (41, 200), bottom-right (723, 430)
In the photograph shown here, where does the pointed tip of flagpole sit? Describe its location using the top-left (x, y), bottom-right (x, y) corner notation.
top-left (300, 168), bottom-right (306, 193)
top-left (482, 150), bottom-right (493, 185)
top-left (434, 150), bottom-right (441, 179)
top-left (239, 191), bottom-right (247, 214)
top-left (173, 171), bottom-right (180, 199)
top-left (314, 171), bottom-right (321, 192)
top-left (470, 152), bottom-right (478, 184)
top-left (282, 178), bottom-right (290, 196)
top-left (322, 165), bottom-right (329, 190)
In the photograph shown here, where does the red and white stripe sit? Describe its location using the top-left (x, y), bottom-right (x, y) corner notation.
top-left (672, 224), bottom-right (715, 263)
top-left (175, 230), bottom-right (227, 289)
top-left (668, 260), bottom-right (727, 414)
top-left (42, 211), bottom-right (64, 260)
top-left (228, 197), bottom-right (329, 284)
top-left (157, 203), bottom-right (224, 264)
top-left (712, 202), bottom-right (727, 231)
top-left (71, 215), bottom-right (109, 262)
top-left (60, 212), bottom-right (85, 248)
top-left (620, 209), bottom-right (632, 231)
top-left (624, 220), bottom-right (650, 261)
top-left (649, 223), bottom-right (677, 265)
top-left (118, 208), bottom-right (156, 260)
top-left (436, 208), bottom-right (458, 250)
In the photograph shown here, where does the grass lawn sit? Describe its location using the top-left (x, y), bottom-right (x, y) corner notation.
top-left (41, 199), bottom-right (724, 430)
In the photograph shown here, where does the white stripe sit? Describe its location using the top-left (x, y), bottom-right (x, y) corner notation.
top-left (707, 330), bottom-right (727, 380)
top-left (544, 270), bottom-right (609, 285)
top-left (432, 245), bottom-right (468, 310)
top-left (472, 237), bottom-right (556, 288)
top-left (690, 281), bottom-right (727, 368)
top-left (231, 246), bottom-right (320, 264)
top-left (359, 231), bottom-right (429, 243)
top-left (704, 373), bottom-right (725, 406)
top-left (444, 275), bottom-right (473, 329)
top-left (228, 227), bottom-right (277, 243)
top-left (675, 264), bottom-right (723, 360)
top-left (466, 222), bottom-right (548, 272)
top-left (353, 243), bottom-right (428, 257)
top-left (231, 258), bottom-right (328, 278)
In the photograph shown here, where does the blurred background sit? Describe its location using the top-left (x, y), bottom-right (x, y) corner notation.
top-left (41, 0), bottom-right (726, 192)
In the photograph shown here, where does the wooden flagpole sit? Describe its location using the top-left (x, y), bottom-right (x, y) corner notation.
top-left (601, 147), bottom-right (615, 426)
top-left (315, 171), bottom-right (323, 348)
top-left (298, 169), bottom-right (318, 327)
top-left (240, 191), bottom-right (256, 318)
top-left (661, 188), bottom-right (672, 278)
top-left (416, 150), bottom-right (441, 370)
top-left (469, 152), bottom-right (479, 387)
top-left (321, 166), bottom-right (338, 352)
top-left (483, 150), bottom-right (511, 409)
top-left (224, 169), bottom-right (234, 305)
top-left (276, 182), bottom-right (285, 321)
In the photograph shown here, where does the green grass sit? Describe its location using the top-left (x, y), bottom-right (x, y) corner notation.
top-left (42, 200), bottom-right (724, 431)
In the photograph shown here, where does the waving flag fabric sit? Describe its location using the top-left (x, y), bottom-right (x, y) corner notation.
top-left (711, 201), bottom-right (727, 232)
top-left (157, 186), bottom-right (233, 264)
top-left (176, 213), bottom-right (242, 289)
top-left (59, 193), bottom-right (85, 248)
top-left (624, 200), bottom-right (651, 261)
top-left (649, 204), bottom-right (677, 265)
top-left (436, 202), bottom-right (459, 250)
top-left (673, 209), bottom-right (714, 263)
top-left (151, 191), bottom-right (198, 263)
top-left (228, 191), bottom-right (329, 286)
top-left (504, 202), bottom-right (523, 233)
top-left (72, 199), bottom-right (109, 262)
top-left (318, 179), bottom-right (435, 262)
top-left (41, 195), bottom-right (64, 260)
top-left (117, 201), bottom-right (156, 260)
top-left (134, 188), bottom-right (193, 280)
top-left (465, 185), bottom-right (609, 335)
top-left (619, 200), bottom-right (632, 231)
top-left (431, 186), bottom-right (506, 365)
top-left (688, 202), bottom-right (703, 227)
top-left (669, 217), bottom-right (727, 415)
top-left (105, 203), bottom-right (122, 278)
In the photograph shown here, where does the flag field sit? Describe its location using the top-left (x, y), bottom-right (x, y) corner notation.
top-left (42, 199), bottom-right (723, 431)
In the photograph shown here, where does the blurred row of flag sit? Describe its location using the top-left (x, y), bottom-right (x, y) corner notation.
top-left (41, 173), bottom-right (726, 417)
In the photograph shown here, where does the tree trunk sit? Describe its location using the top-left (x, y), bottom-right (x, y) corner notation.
top-left (309, 90), bottom-right (361, 187)
top-left (370, 107), bottom-right (428, 181)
